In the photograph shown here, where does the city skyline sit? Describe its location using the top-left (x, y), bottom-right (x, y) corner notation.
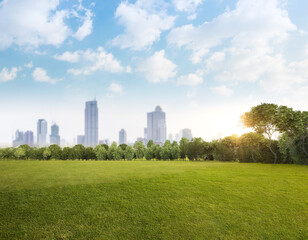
top-left (1, 0), bottom-right (308, 145)
top-left (9, 101), bottom-right (196, 147)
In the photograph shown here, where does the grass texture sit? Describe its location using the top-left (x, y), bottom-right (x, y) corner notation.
top-left (0, 161), bottom-right (307, 239)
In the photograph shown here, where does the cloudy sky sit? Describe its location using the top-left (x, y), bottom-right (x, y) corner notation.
top-left (0, 0), bottom-right (308, 145)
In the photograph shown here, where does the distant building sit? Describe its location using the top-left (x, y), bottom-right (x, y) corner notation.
top-left (99, 139), bottom-right (110, 146)
top-left (119, 129), bottom-right (127, 145)
top-left (181, 128), bottom-right (193, 141)
top-left (37, 119), bottom-right (47, 146)
top-left (144, 128), bottom-right (147, 140)
top-left (24, 131), bottom-right (34, 146)
top-left (147, 106), bottom-right (166, 145)
top-left (50, 123), bottom-right (60, 145)
top-left (84, 100), bottom-right (98, 147)
top-left (168, 133), bottom-right (173, 142)
top-left (13, 130), bottom-right (24, 147)
top-left (175, 133), bottom-right (181, 142)
top-left (77, 135), bottom-right (85, 145)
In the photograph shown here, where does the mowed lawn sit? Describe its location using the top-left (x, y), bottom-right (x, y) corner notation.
top-left (0, 161), bottom-right (307, 240)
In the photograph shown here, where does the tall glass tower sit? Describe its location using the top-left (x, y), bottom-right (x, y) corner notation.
top-left (119, 129), bottom-right (127, 145)
top-left (84, 100), bottom-right (98, 147)
top-left (50, 123), bottom-right (60, 145)
top-left (37, 119), bottom-right (47, 146)
top-left (146, 106), bottom-right (166, 145)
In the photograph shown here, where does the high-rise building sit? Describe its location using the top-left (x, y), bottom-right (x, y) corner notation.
top-left (84, 100), bottom-right (98, 147)
top-left (37, 119), bottom-right (47, 146)
top-left (181, 128), bottom-right (193, 141)
top-left (119, 129), bottom-right (127, 145)
top-left (50, 123), bottom-right (60, 145)
top-left (168, 133), bottom-right (173, 142)
top-left (24, 131), bottom-right (34, 146)
top-left (77, 135), bottom-right (85, 145)
top-left (13, 130), bottom-right (24, 147)
top-left (147, 106), bottom-right (166, 145)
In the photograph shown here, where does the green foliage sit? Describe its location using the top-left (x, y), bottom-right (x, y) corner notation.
top-left (124, 146), bottom-right (135, 160)
top-left (114, 147), bottom-right (124, 160)
top-left (241, 103), bottom-right (279, 163)
top-left (147, 140), bottom-right (154, 148)
top-left (119, 144), bottom-right (128, 151)
top-left (14, 147), bottom-right (26, 160)
top-left (48, 144), bottom-right (62, 159)
top-left (187, 138), bottom-right (205, 160)
top-left (134, 141), bottom-right (146, 159)
top-left (94, 145), bottom-right (108, 160)
top-left (171, 144), bottom-right (181, 159)
top-left (42, 148), bottom-right (51, 160)
top-left (179, 137), bottom-right (189, 158)
top-left (108, 142), bottom-right (117, 160)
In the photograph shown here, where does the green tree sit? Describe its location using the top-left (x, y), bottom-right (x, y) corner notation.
top-left (119, 144), bottom-right (128, 151)
top-left (48, 144), bottom-right (62, 159)
top-left (134, 141), bottom-right (146, 159)
top-left (241, 103), bottom-right (279, 163)
top-left (171, 144), bottom-right (181, 159)
top-left (108, 142), bottom-right (117, 160)
top-left (94, 145), bottom-right (107, 160)
top-left (84, 147), bottom-right (96, 160)
top-left (42, 148), bottom-right (51, 160)
top-left (124, 146), bottom-right (135, 160)
top-left (114, 147), bottom-right (124, 160)
top-left (153, 144), bottom-right (162, 160)
top-left (14, 147), bottom-right (26, 160)
top-left (160, 145), bottom-right (171, 160)
top-left (72, 144), bottom-right (86, 159)
top-left (187, 138), bottom-right (205, 160)
top-left (145, 146), bottom-right (154, 160)
top-left (179, 137), bottom-right (189, 158)
top-left (101, 144), bottom-right (109, 151)
top-left (238, 133), bottom-right (264, 163)
top-left (147, 140), bottom-right (154, 148)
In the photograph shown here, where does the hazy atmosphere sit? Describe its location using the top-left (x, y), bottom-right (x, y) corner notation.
top-left (1, 0), bottom-right (308, 144)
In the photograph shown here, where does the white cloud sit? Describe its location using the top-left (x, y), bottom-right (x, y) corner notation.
top-left (0, 0), bottom-right (93, 49)
top-left (0, 67), bottom-right (18, 82)
top-left (73, 9), bottom-right (93, 41)
top-left (54, 51), bottom-right (81, 63)
top-left (66, 47), bottom-right (129, 75)
top-left (112, 0), bottom-right (175, 50)
top-left (177, 73), bottom-right (203, 86)
top-left (32, 67), bottom-right (62, 84)
top-left (186, 90), bottom-right (197, 99)
top-left (168, 0), bottom-right (296, 63)
top-left (138, 50), bottom-right (177, 83)
top-left (172, 0), bottom-right (203, 12)
top-left (25, 61), bottom-right (33, 68)
top-left (211, 85), bottom-right (234, 96)
top-left (108, 83), bottom-right (123, 95)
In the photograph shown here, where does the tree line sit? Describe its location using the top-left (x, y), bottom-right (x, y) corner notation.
top-left (0, 103), bottom-right (307, 164)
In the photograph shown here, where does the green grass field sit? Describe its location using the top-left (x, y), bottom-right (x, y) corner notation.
top-left (0, 161), bottom-right (307, 240)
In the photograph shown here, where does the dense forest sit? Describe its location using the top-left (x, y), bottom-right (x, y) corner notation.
top-left (1, 103), bottom-right (307, 164)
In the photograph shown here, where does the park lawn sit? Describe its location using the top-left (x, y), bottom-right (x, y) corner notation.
top-left (0, 161), bottom-right (307, 240)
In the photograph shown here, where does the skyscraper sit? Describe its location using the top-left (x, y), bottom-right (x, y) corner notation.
top-left (24, 131), bottom-right (34, 146)
top-left (84, 100), bottom-right (98, 147)
top-left (147, 106), bottom-right (166, 145)
top-left (13, 130), bottom-right (24, 147)
top-left (50, 123), bottom-right (60, 145)
top-left (77, 135), bottom-right (85, 145)
top-left (181, 128), bottom-right (193, 141)
top-left (37, 119), bottom-right (47, 146)
top-left (119, 129), bottom-right (127, 145)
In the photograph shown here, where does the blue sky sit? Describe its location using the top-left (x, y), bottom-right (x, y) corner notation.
top-left (0, 0), bottom-right (308, 145)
